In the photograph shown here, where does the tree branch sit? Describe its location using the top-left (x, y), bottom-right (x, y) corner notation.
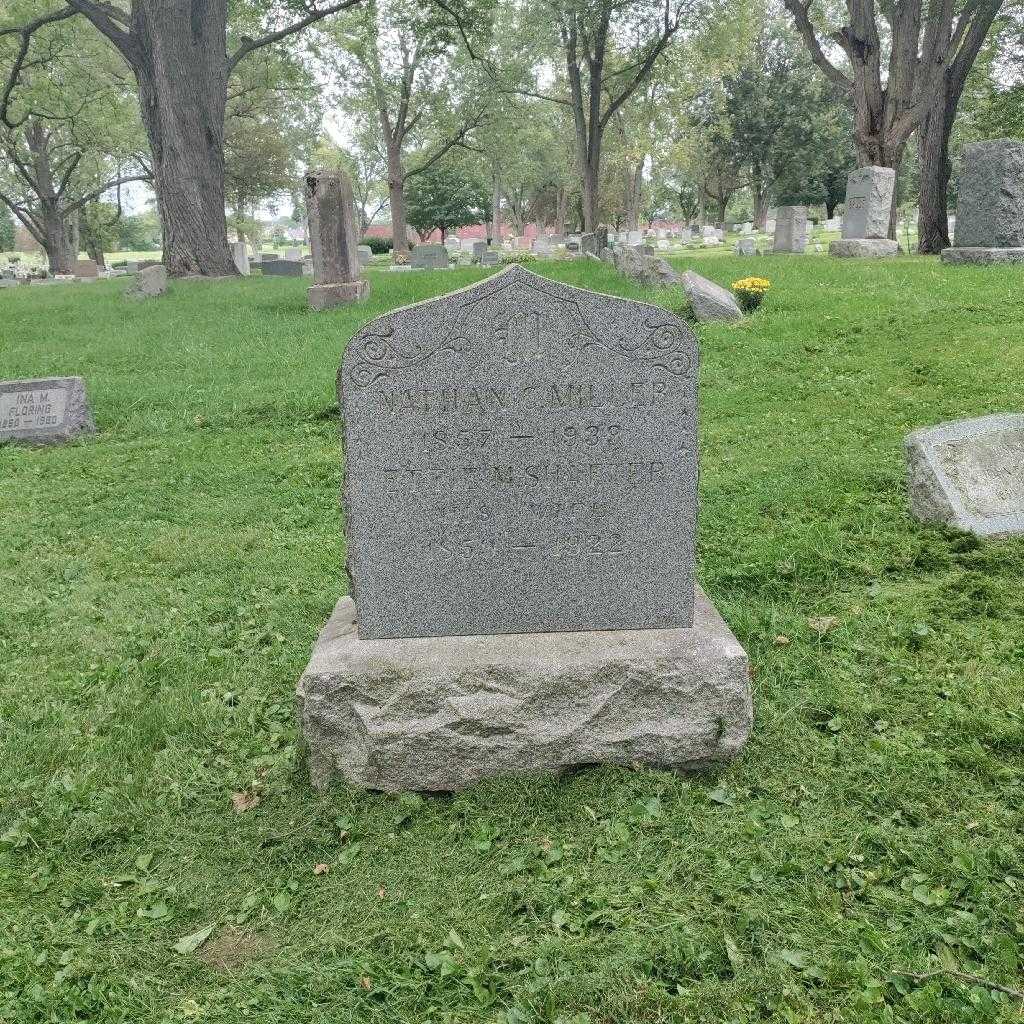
top-left (64, 0), bottom-right (136, 63)
top-left (64, 172), bottom-right (150, 215)
top-left (782, 0), bottom-right (853, 93)
top-left (0, 5), bottom-right (78, 128)
top-left (228, 0), bottom-right (365, 74)
top-left (894, 969), bottom-right (1024, 1001)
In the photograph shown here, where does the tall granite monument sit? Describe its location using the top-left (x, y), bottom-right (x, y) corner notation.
top-left (305, 168), bottom-right (369, 310)
top-left (773, 207), bottom-right (807, 253)
top-left (830, 166), bottom-right (898, 258)
top-left (296, 265), bottom-right (752, 791)
top-left (941, 140), bottom-right (1024, 265)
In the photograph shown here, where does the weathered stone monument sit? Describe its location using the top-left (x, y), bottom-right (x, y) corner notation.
top-left (829, 166), bottom-right (898, 258)
top-left (357, 245), bottom-right (372, 268)
top-left (735, 238), bottom-right (756, 256)
top-left (941, 140), bottom-right (1024, 265)
top-left (0, 377), bottom-right (96, 445)
top-left (906, 413), bottom-right (1024, 538)
top-left (411, 244), bottom-right (449, 269)
top-left (773, 206), bottom-right (807, 253)
top-left (305, 169), bottom-right (369, 310)
top-left (74, 259), bottom-right (98, 279)
top-left (125, 264), bottom-right (167, 300)
top-left (231, 241), bottom-right (250, 276)
top-left (296, 265), bottom-right (752, 791)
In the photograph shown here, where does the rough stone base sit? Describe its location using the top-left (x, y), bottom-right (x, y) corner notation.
top-left (940, 247), bottom-right (1024, 266)
top-left (308, 280), bottom-right (369, 309)
top-left (296, 587), bottom-right (752, 792)
top-left (829, 238), bottom-right (899, 258)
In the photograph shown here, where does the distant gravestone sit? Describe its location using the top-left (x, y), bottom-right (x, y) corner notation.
top-left (735, 238), bottom-right (756, 256)
top-left (773, 206), bottom-right (807, 253)
top-left (357, 245), bottom-right (372, 268)
top-left (830, 166), bottom-right (898, 258)
top-left (471, 240), bottom-right (488, 261)
top-left (906, 414), bottom-right (1024, 538)
top-left (532, 237), bottom-right (552, 255)
top-left (296, 264), bottom-right (752, 791)
top-left (305, 168), bottom-right (369, 309)
top-left (0, 377), bottom-right (96, 446)
top-left (231, 241), bottom-right (250, 276)
top-left (579, 232), bottom-right (598, 256)
top-left (942, 139), bottom-right (1024, 265)
top-left (480, 251), bottom-right (501, 266)
top-left (411, 244), bottom-right (449, 269)
top-left (74, 259), bottom-right (99, 279)
top-left (125, 264), bottom-right (167, 300)
top-left (261, 259), bottom-right (304, 277)
top-left (285, 247), bottom-right (302, 261)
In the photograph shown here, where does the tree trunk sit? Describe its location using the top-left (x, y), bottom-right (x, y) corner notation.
top-left (917, 74), bottom-right (965, 254)
top-left (128, 3), bottom-right (235, 276)
top-left (490, 167), bottom-right (501, 244)
top-left (554, 186), bottom-right (567, 235)
top-left (624, 158), bottom-right (644, 230)
top-left (752, 172), bottom-right (769, 230)
top-left (40, 202), bottom-right (74, 274)
top-left (581, 156), bottom-right (600, 232)
top-left (386, 140), bottom-right (408, 254)
top-left (716, 195), bottom-right (728, 224)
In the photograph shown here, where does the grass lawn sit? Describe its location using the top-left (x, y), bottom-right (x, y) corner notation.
top-left (1, 256), bottom-right (1022, 1024)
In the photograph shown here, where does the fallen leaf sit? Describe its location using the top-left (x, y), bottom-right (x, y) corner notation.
top-left (313, 863), bottom-right (330, 875)
top-left (359, 976), bottom-right (372, 990)
top-left (773, 635), bottom-right (791, 646)
top-left (231, 791), bottom-right (260, 814)
top-left (808, 615), bottom-right (839, 636)
top-left (173, 923), bottom-right (216, 955)
top-left (377, 887), bottom-right (386, 899)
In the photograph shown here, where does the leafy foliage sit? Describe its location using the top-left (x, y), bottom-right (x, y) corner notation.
top-left (405, 160), bottom-right (489, 237)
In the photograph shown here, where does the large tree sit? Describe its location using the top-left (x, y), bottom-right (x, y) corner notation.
top-left (506, 0), bottom-right (686, 231)
top-left (2, 0), bottom-right (364, 276)
top-left (330, 0), bottom-right (489, 254)
top-left (404, 156), bottom-right (489, 238)
top-left (784, 0), bottom-right (1004, 237)
top-left (0, 10), bottom-right (147, 273)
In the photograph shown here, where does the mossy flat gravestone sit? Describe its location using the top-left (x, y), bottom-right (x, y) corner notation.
top-left (906, 413), bottom-right (1024, 538)
top-left (297, 265), bottom-right (752, 791)
top-left (0, 377), bottom-right (95, 446)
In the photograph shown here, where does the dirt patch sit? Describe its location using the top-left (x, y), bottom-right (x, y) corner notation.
top-left (197, 926), bottom-right (274, 971)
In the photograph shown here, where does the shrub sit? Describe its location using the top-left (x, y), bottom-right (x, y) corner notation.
top-left (362, 236), bottom-right (391, 255)
top-left (732, 276), bottom-right (770, 312)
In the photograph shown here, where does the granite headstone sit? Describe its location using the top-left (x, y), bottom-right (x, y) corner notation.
top-left (297, 264), bottom-right (752, 790)
top-left (0, 377), bottom-right (96, 445)
top-left (942, 140), bottom-right (1024, 265)
top-left (339, 264), bottom-right (699, 639)
top-left (305, 168), bottom-right (369, 308)
top-left (773, 206), bottom-right (807, 253)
